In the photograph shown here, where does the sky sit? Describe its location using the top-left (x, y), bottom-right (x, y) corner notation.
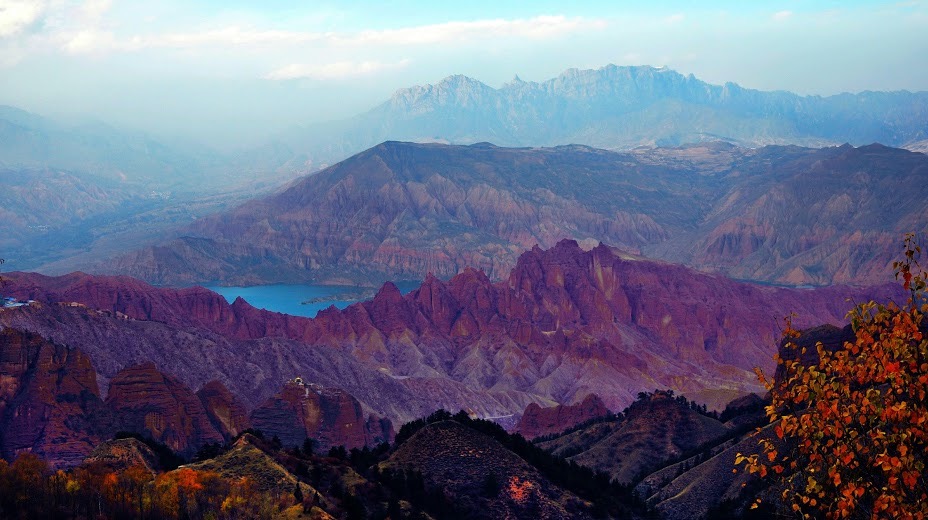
top-left (0, 0), bottom-right (926, 148)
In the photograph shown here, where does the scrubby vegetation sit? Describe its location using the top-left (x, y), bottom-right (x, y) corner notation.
top-left (0, 450), bottom-right (287, 519)
top-left (394, 409), bottom-right (646, 518)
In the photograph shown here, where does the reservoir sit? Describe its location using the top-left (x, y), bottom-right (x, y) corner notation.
top-left (206, 282), bottom-right (419, 318)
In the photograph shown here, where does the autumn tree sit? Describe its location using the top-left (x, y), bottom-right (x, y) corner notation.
top-left (739, 234), bottom-right (928, 519)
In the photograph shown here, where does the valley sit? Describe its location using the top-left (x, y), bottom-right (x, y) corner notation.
top-left (1, 10), bottom-right (926, 515)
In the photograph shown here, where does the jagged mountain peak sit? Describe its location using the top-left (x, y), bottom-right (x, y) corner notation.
top-left (387, 73), bottom-right (495, 106)
top-left (436, 73), bottom-right (490, 88)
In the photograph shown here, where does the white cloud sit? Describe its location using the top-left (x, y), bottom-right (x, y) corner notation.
top-left (773, 10), bottom-right (793, 21)
top-left (80, 0), bottom-right (111, 21)
top-left (0, 0), bottom-right (46, 38)
top-left (664, 13), bottom-right (685, 24)
top-left (145, 27), bottom-right (323, 48)
top-left (336, 16), bottom-right (606, 46)
top-left (55, 15), bottom-right (607, 54)
top-left (62, 28), bottom-right (116, 54)
top-left (264, 59), bottom-right (411, 80)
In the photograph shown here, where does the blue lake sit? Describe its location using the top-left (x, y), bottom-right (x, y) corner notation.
top-left (206, 282), bottom-right (419, 318)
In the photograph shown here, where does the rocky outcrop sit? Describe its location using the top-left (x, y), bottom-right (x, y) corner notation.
top-left (250, 380), bottom-right (393, 451)
top-left (196, 380), bottom-right (251, 440)
top-left (718, 393), bottom-right (767, 428)
top-left (515, 394), bottom-right (610, 439)
top-left (0, 327), bottom-right (105, 468)
top-left (105, 363), bottom-right (225, 456)
top-left (83, 437), bottom-right (161, 474)
top-left (1, 271), bottom-right (255, 335)
top-left (773, 324), bottom-right (856, 383)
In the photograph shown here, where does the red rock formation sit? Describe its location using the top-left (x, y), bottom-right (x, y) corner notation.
top-left (196, 380), bottom-right (251, 440)
top-left (1, 240), bottom-right (903, 414)
top-left (515, 394), bottom-right (610, 439)
top-left (105, 363), bottom-right (225, 456)
top-left (250, 380), bottom-right (393, 450)
top-left (0, 327), bottom-right (104, 468)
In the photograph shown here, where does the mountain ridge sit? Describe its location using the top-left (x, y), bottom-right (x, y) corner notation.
top-left (1, 240), bottom-right (902, 417)
top-left (100, 140), bottom-right (928, 287)
top-left (284, 64), bottom-right (928, 158)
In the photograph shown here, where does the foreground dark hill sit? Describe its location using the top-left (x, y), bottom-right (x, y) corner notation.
top-left (106, 140), bottom-right (928, 287)
top-left (2, 240), bottom-right (900, 419)
top-left (539, 392), bottom-right (730, 484)
top-left (384, 420), bottom-right (599, 519)
top-left (0, 411), bottom-right (650, 519)
top-left (538, 391), bottom-right (771, 519)
top-left (283, 64), bottom-right (928, 161)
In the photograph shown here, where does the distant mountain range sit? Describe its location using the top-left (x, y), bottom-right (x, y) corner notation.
top-left (282, 64), bottom-right (928, 157)
top-left (102, 140), bottom-right (928, 288)
top-left (5, 64), bottom-right (928, 276)
top-left (8, 64), bottom-right (927, 191)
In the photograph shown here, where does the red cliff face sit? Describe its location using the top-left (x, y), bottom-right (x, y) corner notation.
top-left (515, 394), bottom-right (610, 439)
top-left (0, 328), bottom-right (104, 468)
top-left (0, 329), bottom-right (295, 469)
top-left (250, 380), bottom-right (393, 451)
top-left (196, 380), bottom-right (251, 441)
top-left (0, 271), bottom-right (276, 339)
top-left (105, 363), bottom-right (225, 456)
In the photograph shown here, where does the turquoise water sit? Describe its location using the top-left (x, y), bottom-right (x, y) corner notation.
top-left (206, 282), bottom-right (419, 318)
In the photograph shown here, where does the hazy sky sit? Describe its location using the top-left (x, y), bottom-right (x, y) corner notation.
top-left (1, 0), bottom-right (926, 148)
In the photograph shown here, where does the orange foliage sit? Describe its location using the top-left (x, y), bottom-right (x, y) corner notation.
top-left (738, 234), bottom-right (928, 519)
top-left (507, 475), bottom-right (534, 503)
top-left (0, 454), bottom-right (286, 520)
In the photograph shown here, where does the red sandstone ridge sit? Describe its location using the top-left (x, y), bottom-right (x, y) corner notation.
top-left (1, 241), bottom-right (904, 414)
top-left (196, 380), bottom-right (251, 440)
top-left (1, 270), bottom-right (316, 342)
top-left (515, 394), bottom-right (610, 439)
top-left (0, 271), bottom-right (275, 338)
top-left (105, 363), bottom-right (225, 456)
top-left (250, 379), bottom-right (393, 451)
top-left (0, 328), bottom-right (104, 468)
